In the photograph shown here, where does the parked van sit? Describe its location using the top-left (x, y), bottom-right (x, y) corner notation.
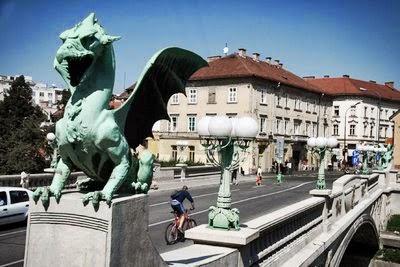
top-left (0, 187), bottom-right (33, 226)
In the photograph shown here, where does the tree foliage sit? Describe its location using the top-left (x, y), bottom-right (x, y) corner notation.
top-left (0, 76), bottom-right (47, 174)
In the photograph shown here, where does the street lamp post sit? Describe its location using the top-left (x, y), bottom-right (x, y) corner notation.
top-left (343, 101), bottom-right (362, 164)
top-left (198, 115), bottom-right (258, 230)
top-left (307, 137), bottom-right (338, 189)
top-left (359, 88), bottom-right (382, 145)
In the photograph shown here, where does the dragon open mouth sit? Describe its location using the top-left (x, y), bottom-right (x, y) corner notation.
top-left (63, 54), bottom-right (94, 87)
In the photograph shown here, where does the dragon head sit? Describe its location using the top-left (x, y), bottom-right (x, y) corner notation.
top-left (54, 13), bottom-right (120, 88)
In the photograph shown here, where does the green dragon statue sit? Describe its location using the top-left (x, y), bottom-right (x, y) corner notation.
top-left (33, 13), bottom-right (207, 207)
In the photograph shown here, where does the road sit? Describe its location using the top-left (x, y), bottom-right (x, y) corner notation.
top-left (0, 173), bottom-right (340, 267)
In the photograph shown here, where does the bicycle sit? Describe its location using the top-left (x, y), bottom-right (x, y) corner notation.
top-left (165, 209), bottom-right (197, 245)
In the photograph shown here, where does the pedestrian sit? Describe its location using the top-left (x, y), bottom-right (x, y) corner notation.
top-left (20, 171), bottom-right (29, 189)
top-left (231, 168), bottom-right (238, 185)
top-left (240, 167), bottom-right (245, 176)
top-left (287, 161), bottom-right (292, 175)
top-left (256, 166), bottom-right (262, 186)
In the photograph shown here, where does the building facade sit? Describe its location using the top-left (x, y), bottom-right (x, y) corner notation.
top-left (150, 49), bottom-right (332, 173)
top-left (31, 83), bottom-right (64, 121)
top-left (307, 76), bottom-right (400, 162)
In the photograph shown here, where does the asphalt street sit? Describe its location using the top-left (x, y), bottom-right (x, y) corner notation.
top-left (0, 173), bottom-right (340, 267)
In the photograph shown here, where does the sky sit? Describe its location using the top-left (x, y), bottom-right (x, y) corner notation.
top-left (0, 0), bottom-right (399, 93)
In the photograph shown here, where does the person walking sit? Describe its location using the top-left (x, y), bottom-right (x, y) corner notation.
top-left (231, 168), bottom-right (238, 185)
top-left (256, 166), bottom-right (262, 186)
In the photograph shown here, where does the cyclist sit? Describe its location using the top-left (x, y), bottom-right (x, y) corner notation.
top-left (170, 185), bottom-right (195, 232)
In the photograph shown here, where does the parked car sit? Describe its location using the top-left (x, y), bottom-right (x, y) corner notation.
top-left (0, 187), bottom-right (33, 226)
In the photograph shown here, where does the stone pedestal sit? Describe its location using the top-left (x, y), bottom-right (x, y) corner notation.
top-left (24, 192), bottom-right (166, 267)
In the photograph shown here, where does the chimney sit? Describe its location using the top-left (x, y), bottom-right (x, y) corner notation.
top-left (252, 52), bottom-right (260, 61)
top-left (265, 57), bottom-right (272, 63)
top-left (303, 76), bottom-right (315, 79)
top-left (274, 59), bottom-right (280, 65)
top-left (238, 48), bottom-right (246, 57)
top-left (343, 74), bottom-right (350, 78)
top-left (324, 75), bottom-right (330, 78)
top-left (278, 63), bottom-right (283, 68)
top-left (369, 80), bottom-right (376, 83)
top-left (385, 81), bottom-right (395, 88)
top-left (207, 55), bottom-right (222, 63)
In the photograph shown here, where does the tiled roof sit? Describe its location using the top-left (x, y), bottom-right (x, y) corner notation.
top-left (190, 53), bottom-right (324, 94)
top-left (306, 77), bottom-right (400, 102)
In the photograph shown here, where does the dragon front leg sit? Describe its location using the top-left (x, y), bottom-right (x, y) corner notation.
top-left (83, 151), bottom-right (131, 207)
top-left (33, 158), bottom-right (72, 207)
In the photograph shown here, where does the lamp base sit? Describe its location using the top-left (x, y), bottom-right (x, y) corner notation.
top-left (316, 179), bottom-right (326, 190)
top-left (276, 173), bottom-right (283, 184)
top-left (208, 206), bottom-right (240, 230)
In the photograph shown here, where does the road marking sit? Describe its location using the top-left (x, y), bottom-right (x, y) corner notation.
top-left (0, 230), bottom-right (26, 238)
top-left (149, 189), bottom-right (240, 207)
top-left (0, 259), bottom-right (24, 267)
top-left (148, 181), bottom-right (313, 227)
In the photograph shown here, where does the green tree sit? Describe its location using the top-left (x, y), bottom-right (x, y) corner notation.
top-left (0, 75), bottom-right (47, 174)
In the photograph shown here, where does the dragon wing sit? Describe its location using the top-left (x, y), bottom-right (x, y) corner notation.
top-left (113, 47), bottom-right (208, 149)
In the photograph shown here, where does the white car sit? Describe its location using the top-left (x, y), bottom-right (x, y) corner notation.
top-left (0, 187), bottom-right (33, 226)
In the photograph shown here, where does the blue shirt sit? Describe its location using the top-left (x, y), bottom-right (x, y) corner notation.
top-left (171, 190), bottom-right (194, 203)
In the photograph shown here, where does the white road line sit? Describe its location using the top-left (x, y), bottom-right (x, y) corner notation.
top-left (0, 259), bottom-right (24, 267)
top-left (149, 189), bottom-right (240, 207)
top-left (0, 230), bottom-right (26, 238)
top-left (148, 181), bottom-right (313, 227)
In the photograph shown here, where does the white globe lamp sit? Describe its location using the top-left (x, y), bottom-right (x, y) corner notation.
top-left (235, 116), bottom-right (258, 138)
top-left (198, 116), bottom-right (211, 136)
top-left (307, 137), bottom-right (317, 147)
top-left (208, 115), bottom-right (232, 137)
top-left (316, 137), bottom-right (327, 148)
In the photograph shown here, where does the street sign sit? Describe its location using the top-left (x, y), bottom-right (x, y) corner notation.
top-left (275, 137), bottom-right (284, 160)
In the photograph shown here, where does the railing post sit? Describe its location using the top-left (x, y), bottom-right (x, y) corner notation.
top-left (309, 189), bottom-right (332, 232)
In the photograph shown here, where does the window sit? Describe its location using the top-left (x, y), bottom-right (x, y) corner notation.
top-left (276, 94), bottom-right (282, 107)
top-left (171, 94), bottom-right (179, 104)
top-left (39, 92), bottom-right (44, 97)
top-left (313, 100), bottom-right (317, 113)
top-left (349, 125), bottom-right (355, 136)
top-left (333, 125), bottom-right (339, 136)
top-left (312, 123), bottom-right (317, 137)
top-left (371, 107), bottom-right (374, 117)
top-left (226, 113), bottom-right (237, 118)
top-left (363, 125), bottom-right (368, 136)
top-left (228, 87), bottom-right (237, 103)
top-left (260, 89), bottom-right (267, 104)
top-left (10, 190), bottom-right (29, 204)
top-left (294, 121), bottom-right (301, 135)
top-left (285, 94), bottom-right (289, 108)
top-left (169, 115), bottom-right (178, 132)
top-left (48, 92), bottom-right (53, 99)
top-left (370, 125), bottom-right (374, 137)
top-left (276, 118), bottom-right (282, 134)
top-left (208, 88), bottom-right (216, 104)
top-left (323, 124), bottom-right (328, 137)
top-left (385, 109), bottom-right (388, 120)
top-left (188, 89), bottom-right (197, 104)
top-left (305, 122), bottom-right (310, 135)
top-left (384, 127), bottom-right (388, 137)
top-left (171, 146), bottom-right (177, 161)
top-left (334, 106), bottom-right (339, 116)
top-left (260, 116), bottom-right (267, 133)
top-left (364, 107), bottom-right (367, 117)
top-left (323, 106), bottom-right (327, 115)
top-left (189, 146), bottom-right (195, 162)
top-left (284, 119), bottom-right (289, 135)
top-left (294, 99), bottom-right (301, 110)
top-left (188, 115), bottom-right (196, 132)
top-left (0, 191), bottom-right (7, 206)
top-left (306, 101), bottom-right (310, 112)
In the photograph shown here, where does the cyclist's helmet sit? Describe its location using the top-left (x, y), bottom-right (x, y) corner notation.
top-left (182, 185), bottom-right (188, 191)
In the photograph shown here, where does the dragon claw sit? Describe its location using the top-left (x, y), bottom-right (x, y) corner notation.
top-left (33, 187), bottom-right (62, 207)
top-left (132, 182), bottom-right (149, 194)
top-left (82, 191), bottom-right (111, 207)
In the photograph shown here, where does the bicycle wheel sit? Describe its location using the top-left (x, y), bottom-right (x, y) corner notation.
top-left (185, 219), bottom-right (197, 230)
top-left (165, 222), bottom-right (179, 245)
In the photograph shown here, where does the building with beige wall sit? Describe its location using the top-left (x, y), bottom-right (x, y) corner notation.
top-left (307, 77), bottom-right (400, 163)
top-left (150, 49), bottom-right (332, 173)
top-left (389, 110), bottom-right (400, 169)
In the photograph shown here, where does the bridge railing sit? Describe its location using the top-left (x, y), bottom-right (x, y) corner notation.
top-left (0, 172), bottom-right (84, 190)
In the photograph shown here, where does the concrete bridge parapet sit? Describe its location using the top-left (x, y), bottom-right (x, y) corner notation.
top-left (163, 169), bottom-right (400, 267)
